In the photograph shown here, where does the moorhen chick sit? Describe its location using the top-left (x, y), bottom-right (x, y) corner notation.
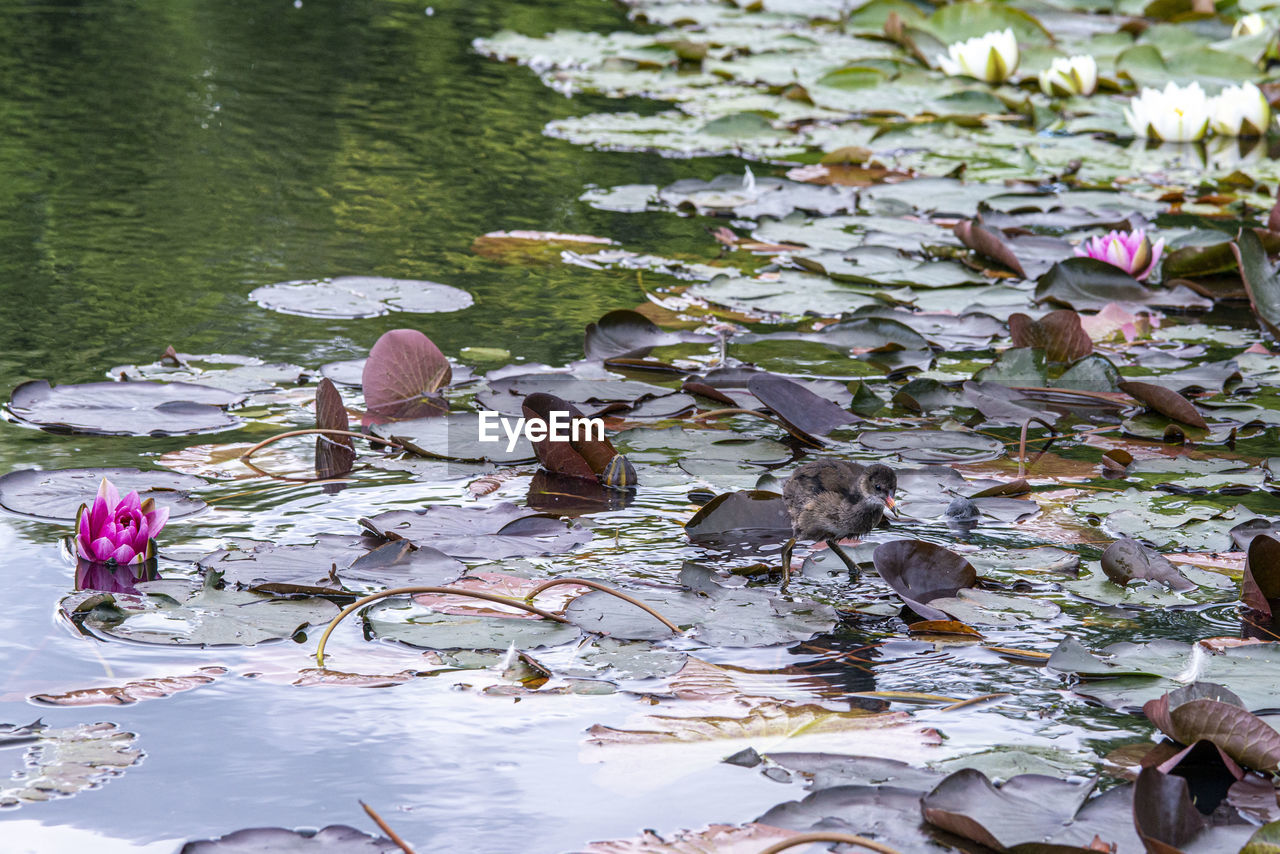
top-left (780, 459), bottom-right (897, 590)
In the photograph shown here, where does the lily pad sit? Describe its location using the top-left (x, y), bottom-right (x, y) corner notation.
top-left (0, 467), bottom-right (206, 521)
top-left (63, 582), bottom-right (341, 647)
top-left (249, 275), bottom-right (472, 319)
top-left (181, 826), bottom-right (401, 853)
top-left (0, 721), bottom-right (142, 808)
top-left (8, 380), bottom-right (243, 436)
top-left (359, 503), bottom-right (590, 559)
top-left (858, 430), bottom-right (1004, 463)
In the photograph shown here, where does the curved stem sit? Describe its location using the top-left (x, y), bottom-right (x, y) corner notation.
top-left (314, 585), bottom-right (570, 667)
top-left (524, 578), bottom-right (682, 634)
top-left (1018, 417), bottom-right (1059, 478)
top-left (691, 408), bottom-right (823, 447)
top-left (237, 428), bottom-right (404, 482)
top-left (757, 832), bottom-right (903, 854)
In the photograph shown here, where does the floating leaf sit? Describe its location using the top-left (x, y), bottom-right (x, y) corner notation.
top-left (858, 430), bottom-right (1004, 463)
top-left (249, 275), bottom-right (472, 319)
top-left (359, 503), bottom-right (590, 559)
top-left (361, 329), bottom-right (451, 423)
top-left (181, 825), bottom-right (401, 853)
top-left (522, 392), bottom-right (634, 486)
top-left (0, 721), bottom-right (141, 807)
top-left (7, 380), bottom-right (243, 436)
top-left (1233, 228), bottom-right (1280, 343)
top-left (30, 667), bottom-right (227, 707)
top-left (0, 467), bottom-right (205, 521)
top-left (63, 583), bottom-right (341, 647)
top-left (1036, 258), bottom-right (1211, 311)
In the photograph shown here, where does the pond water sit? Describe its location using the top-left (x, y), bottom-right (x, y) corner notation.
top-left (4, 0), bottom-right (1280, 852)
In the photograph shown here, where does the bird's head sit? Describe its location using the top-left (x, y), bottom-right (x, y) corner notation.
top-left (859, 464), bottom-right (898, 516)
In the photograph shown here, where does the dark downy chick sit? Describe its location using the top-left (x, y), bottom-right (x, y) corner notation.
top-left (780, 459), bottom-right (897, 590)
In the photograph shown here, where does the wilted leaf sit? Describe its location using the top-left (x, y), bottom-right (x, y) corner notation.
top-left (1118, 380), bottom-right (1207, 429)
top-left (955, 219), bottom-right (1025, 277)
top-left (1008, 310), bottom-right (1093, 363)
top-left (30, 668), bottom-right (227, 707)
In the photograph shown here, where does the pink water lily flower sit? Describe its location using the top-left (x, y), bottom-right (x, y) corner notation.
top-left (75, 478), bottom-right (168, 565)
top-left (1074, 228), bottom-right (1164, 280)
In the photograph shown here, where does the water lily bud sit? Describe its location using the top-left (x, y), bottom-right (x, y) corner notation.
top-left (1037, 55), bottom-right (1098, 97)
top-left (935, 28), bottom-right (1019, 84)
top-left (74, 478), bottom-right (168, 565)
top-left (1074, 228), bottom-right (1164, 281)
top-left (1208, 81), bottom-right (1271, 137)
top-left (1233, 13), bottom-right (1270, 38)
top-left (1123, 82), bottom-right (1210, 142)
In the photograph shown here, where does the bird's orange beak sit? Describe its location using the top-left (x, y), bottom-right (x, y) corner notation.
top-left (884, 495), bottom-right (898, 516)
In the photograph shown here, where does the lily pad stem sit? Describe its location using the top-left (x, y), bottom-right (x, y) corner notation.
top-left (1017, 417), bottom-right (1058, 478)
top-left (524, 577), bottom-right (682, 634)
top-left (238, 428), bottom-right (404, 481)
top-left (314, 586), bottom-right (570, 667)
top-left (758, 833), bottom-right (903, 854)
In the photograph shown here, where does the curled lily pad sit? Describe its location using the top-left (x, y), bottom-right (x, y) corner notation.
top-left (8, 380), bottom-right (243, 436)
top-left (1008, 310), bottom-right (1093, 362)
top-left (62, 582), bottom-right (341, 647)
top-left (871, 539), bottom-right (978, 621)
top-left (584, 309), bottom-right (715, 360)
top-left (0, 467), bottom-right (205, 521)
top-left (30, 667), bottom-right (227, 707)
top-left (249, 275), bottom-right (472, 319)
top-left (684, 490), bottom-right (791, 552)
top-left (359, 503), bottom-right (590, 559)
top-left (1036, 258), bottom-right (1211, 312)
top-left (523, 392), bottom-right (634, 487)
top-left (1243, 534), bottom-right (1280, 618)
top-left (748, 373), bottom-right (859, 439)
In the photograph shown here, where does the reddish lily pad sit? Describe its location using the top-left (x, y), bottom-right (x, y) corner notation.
top-left (1243, 534), bottom-right (1280, 618)
top-left (314, 378), bottom-right (355, 479)
top-left (362, 329), bottom-right (451, 423)
top-left (872, 540), bottom-right (978, 621)
top-left (1008, 310), bottom-right (1093, 362)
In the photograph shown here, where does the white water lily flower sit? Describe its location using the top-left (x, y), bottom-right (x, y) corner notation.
top-left (1234, 13), bottom-right (1270, 38)
top-left (936, 28), bottom-right (1019, 84)
top-left (1208, 81), bottom-right (1271, 137)
top-left (1124, 82), bottom-right (1210, 142)
top-left (1037, 55), bottom-right (1097, 97)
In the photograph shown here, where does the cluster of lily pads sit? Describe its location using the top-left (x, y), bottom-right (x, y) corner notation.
top-left (17, 0), bottom-right (1280, 850)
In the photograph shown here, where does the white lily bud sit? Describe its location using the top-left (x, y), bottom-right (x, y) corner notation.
top-left (1234, 13), bottom-right (1270, 38)
top-left (1208, 81), bottom-right (1271, 137)
top-left (1123, 82), bottom-right (1210, 142)
top-left (935, 28), bottom-right (1019, 84)
top-left (1037, 55), bottom-right (1098, 97)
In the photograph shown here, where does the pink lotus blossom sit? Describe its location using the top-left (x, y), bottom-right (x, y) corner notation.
top-left (1073, 228), bottom-right (1164, 280)
top-left (74, 478), bottom-right (168, 565)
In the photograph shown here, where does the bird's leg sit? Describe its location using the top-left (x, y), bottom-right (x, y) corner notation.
top-left (825, 539), bottom-right (862, 577)
top-left (780, 536), bottom-right (796, 592)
